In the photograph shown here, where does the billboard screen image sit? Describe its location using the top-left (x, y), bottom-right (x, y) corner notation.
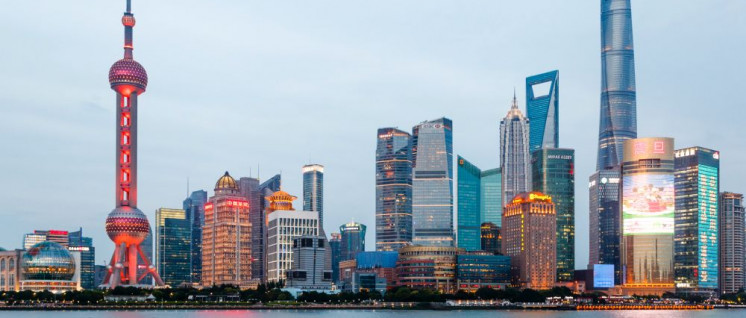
top-left (622, 174), bottom-right (674, 236)
top-left (593, 264), bottom-right (615, 288)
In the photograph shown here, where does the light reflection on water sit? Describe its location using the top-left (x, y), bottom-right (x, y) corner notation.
top-left (0, 309), bottom-right (743, 318)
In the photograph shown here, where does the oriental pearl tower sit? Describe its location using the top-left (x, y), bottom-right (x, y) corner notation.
top-left (101, 0), bottom-right (164, 288)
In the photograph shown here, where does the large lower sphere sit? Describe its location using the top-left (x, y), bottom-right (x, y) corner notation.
top-left (105, 206), bottom-right (150, 245)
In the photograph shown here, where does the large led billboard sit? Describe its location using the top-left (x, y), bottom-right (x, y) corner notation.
top-left (593, 264), bottom-right (615, 288)
top-left (622, 173), bottom-right (674, 236)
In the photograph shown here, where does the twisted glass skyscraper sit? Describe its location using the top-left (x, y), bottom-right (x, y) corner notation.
top-left (597, 0), bottom-right (637, 170)
top-left (375, 128), bottom-right (413, 251)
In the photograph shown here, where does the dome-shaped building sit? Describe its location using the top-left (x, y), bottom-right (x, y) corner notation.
top-left (214, 171), bottom-right (239, 195)
top-left (21, 241), bottom-right (79, 292)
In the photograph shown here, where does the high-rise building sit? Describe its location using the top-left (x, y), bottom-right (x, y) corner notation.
top-left (252, 174), bottom-right (282, 282)
top-left (597, 0), bottom-right (637, 170)
top-left (531, 148), bottom-right (575, 282)
top-left (480, 222), bottom-right (500, 254)
top-left (303, 164), bottom-right (324, 229)
top-left (101, 0), bottom-right (163, 288)
top-left (265, 190), bottom-right (319, 283)
top-left (719, 192), bottom-right (744, 294)
top-left (155, 208), bottom-right (191, 287)
top-left (340, 222), bottom-right (366, 262)
top-left (621, 138), bottom-right (674, 294)
top-left (588, 167), bottom-right (622, 284)
top-left (329, 233), bottom-right (342, 283)
top-left (412, 118), bottom-right (454, 247)
top-left (68, 229), bottom-right (95, 290)
top-left (457, 156), bottom-right (482, 251)
top-left (500, 96), bottom-right (531, 206)
top-left (673, 147), bottom-right (720, 294)
top-left (183, 189), bottom-right (207, 285)
top-left (375, 127), bottom-right (413, 251)
top-left (480, 168), bottom-right (502, 227)
top-left (201, 172), bottom-right (252, 288)
top-left (285, 235), bottom-right (333, 291)
top-left (526, 70), bottom-right (559, 152)
top-left (502, 192), bottom-right (556, 290)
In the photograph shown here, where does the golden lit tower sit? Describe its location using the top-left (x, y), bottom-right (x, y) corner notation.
top-left (101, 0), bottom-right (164, 288)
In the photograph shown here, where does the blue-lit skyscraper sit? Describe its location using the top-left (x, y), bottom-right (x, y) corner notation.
top-left (340, 222), bottom-right (366, 261)
top-left (303, 164), bottom-right (324, 229)
top-left (412, 118), bottom-right (454, 247)
top-left (597, 0), bottom-right (637, 170)
top-left (155, 208), bottom-right (191, 287)
top-left (375, 128), bottom-right (413, 251)
top-left (480, 168), bottom-right (502, 227)
top-left (526, 70), bottom-right (559, 152)
top-left (68, 228), bottom-right (95, 290)
top-left (674, 147), bottom-right (719, 294)
top-left (457, 156), bottom-right (482, 251)
top-left (183, 189), bottom-right (207, 285)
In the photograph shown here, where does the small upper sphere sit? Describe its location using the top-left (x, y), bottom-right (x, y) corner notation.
top-left (105, 206), bottom-right (151, 245)
top-left (109, 59), bottom-right (148, 94)
top-left (22, 241), bottom-right (76, 281)
top-left (122, 14), bottom-right (136, 27)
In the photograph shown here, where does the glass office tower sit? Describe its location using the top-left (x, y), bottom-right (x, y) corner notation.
top-left (480, 168), bottom-right (502, 227)
top-left (375, 128), bottom-right (413, 251)
top-left (500, 97), bottom-right (531, 206)
top-left (303, 164), bottom-right (324, 229)
top-left (526, 70), bottom-right (559, 152)
top-left (719, 192), bottom-right (745, 294)
top-left (329, 233), bottom-right (342, 283)
top-left (674, 147), bottom-right (719, 294)
top-left (457, 156), bottom-right (482, 251)
top-left (183, 189), bottom-right (207, 285)
top-left (621, 138), bottom-right (674, 291)
top-left (340, 222), bottom-right (366, 261)
top-left (412, 118), bottom-right (454, 247)
top-left (531, 148), bottom-right (575, 282)
top-left (588, 167), bottom-right (622, 284)
top-left (597, 0), bottom-right (637, 170)
top-left (155, 208), bottom-right (191, 287)
top-left (68, 228), bottom-right (95, 290)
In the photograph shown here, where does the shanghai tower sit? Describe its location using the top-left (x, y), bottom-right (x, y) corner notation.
top-left (101, 0), bottom-right (164, 288)
top-left (597, 0), bottom-right (637, 169)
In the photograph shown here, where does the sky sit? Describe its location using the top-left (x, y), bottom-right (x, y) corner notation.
top-left (0, 1), bottom-right (744, 269)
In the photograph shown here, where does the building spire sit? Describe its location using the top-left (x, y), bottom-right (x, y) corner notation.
top-left (122, 0), bottom-right (136, 59)
top-left (511, 88), bottom-right (518, 109)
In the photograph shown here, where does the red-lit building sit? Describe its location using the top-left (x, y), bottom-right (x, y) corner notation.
top-left (201, 172), bottom-right (253, 288)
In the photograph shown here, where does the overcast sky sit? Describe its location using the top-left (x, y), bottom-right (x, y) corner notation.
top-left (1, 1), bottom-right (744, 269)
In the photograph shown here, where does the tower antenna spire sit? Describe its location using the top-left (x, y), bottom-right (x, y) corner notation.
top-left (126, 0), bottom-right (131, 13)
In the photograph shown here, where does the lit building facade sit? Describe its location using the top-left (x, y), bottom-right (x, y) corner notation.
top-left (502, 192), bottom-right (556, 290)
top-left (396, 245), bottom-right (463, 293)
top-left (155, 208), bottom-right (191, 287)
top-left (356, 251), bottom-right (399, 286)
top-left (265, 190), bottom-right (319, 283)
top-left (101, 0), bottom-right (163, 288)
top-left (0, 249), bottom-right (22, 292)
top-left (456, 252), bottom-right (511, 292)
top-left (531, 148), bottom-right (575, 282)
top-left (480, 222), bottom-right (500, 254)
top-left (719, 192), bottom-right (744, 294)
top-left (340, 222), bottom-right (366, 262)
top-left (302, 164), bottom-right (324, 228)
top-left (375, 128), bottom-right (413, 251)
top-left (68, 228), bottom-right (95, 290)
top-left (673, 147), bottom-right (719, 294)
top-left (597, 0), bottom-right (638, 170)
top-left (588, 167), bottom-right (622, 284)
top-left (480, 168), bottom-right (502, 226)
top-left (183, 189), bottom-right (207, 285)
top-left (285, 235), bottom-right (333, 291)
top-left (457, 156), bottom-right (482, 251)
top-left (201, 172), bottom-right (252, 288)
top-left (23, 230), bottom-right (69, 250)
top-left (500, 96), bottom-right (531, 206)
top-left (526, 70), bottom-right (559, 152)
top-left (621, 138), bottom-right (675, 291)
top-left (412, 118), bottom-right (454, 247)
top-left (329, 233), bottom-right (342, 283)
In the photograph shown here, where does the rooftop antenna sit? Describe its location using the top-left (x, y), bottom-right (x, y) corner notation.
top-left (186, 177), bottom-right (190, 197)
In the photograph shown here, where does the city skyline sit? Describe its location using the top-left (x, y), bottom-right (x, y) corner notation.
top-left (1, 1), bottom-right (744, 270)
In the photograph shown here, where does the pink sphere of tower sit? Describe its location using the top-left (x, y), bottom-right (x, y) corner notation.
top-left (109, 59), bottom-right (148, 95)
top-left (105, 206), bottom-right (150, 245)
